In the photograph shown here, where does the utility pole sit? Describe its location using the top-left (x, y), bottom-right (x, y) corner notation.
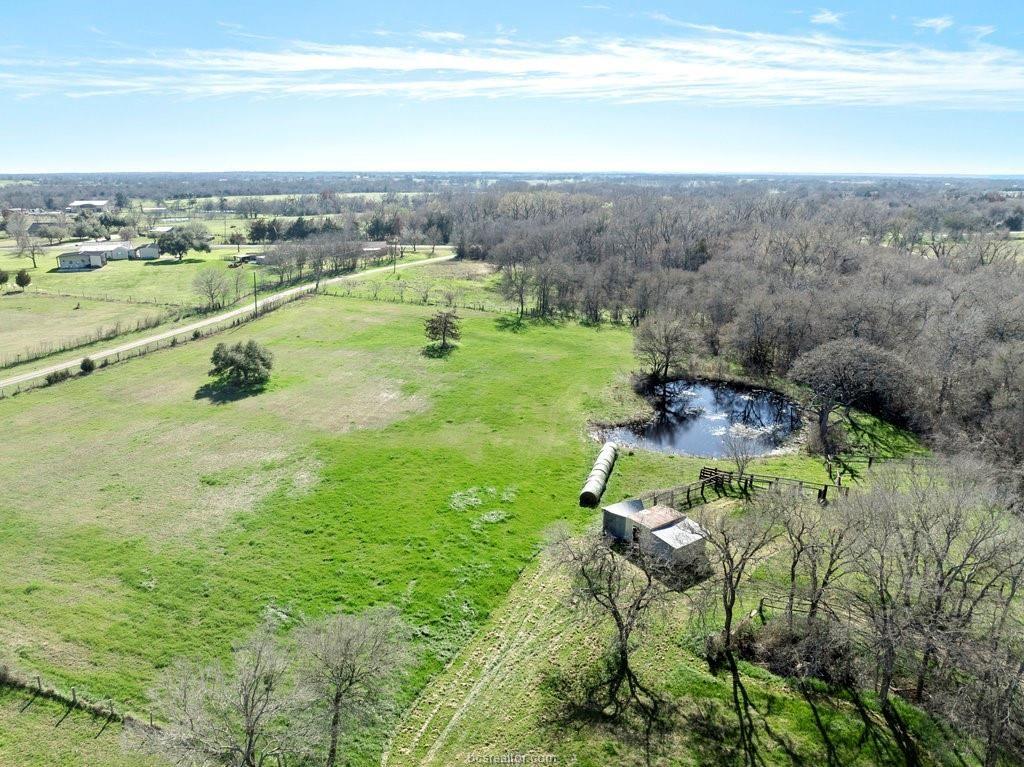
top-left (253, 272), bottom-right (258, 317)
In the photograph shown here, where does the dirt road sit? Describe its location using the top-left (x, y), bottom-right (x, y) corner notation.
top-left (0, 253), bottom-right (454, 393)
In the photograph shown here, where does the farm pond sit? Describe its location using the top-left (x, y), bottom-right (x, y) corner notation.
top-left (605, 379), bottom-right (802, 458)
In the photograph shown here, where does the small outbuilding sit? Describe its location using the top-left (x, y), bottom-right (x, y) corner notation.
top-left (650, 517), bottom-right (707, 567)
top-left (603, 499), bottom-right (708, 569)
top-left (602, 498), bottom-right (645, 540)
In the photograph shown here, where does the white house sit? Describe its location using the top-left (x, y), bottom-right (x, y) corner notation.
top-left (57, 251), bottom-right (106, 270)
top-left (134, 243), bottom-right (160, 260)
top-left (78, 241), bottom-right (134, 260)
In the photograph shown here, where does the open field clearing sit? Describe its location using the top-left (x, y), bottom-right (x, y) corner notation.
top-left (0, 293), bottom-right (172, 366)
top-left (0, 298), bottom-right (736, 716)
top-left (331, 257), bottom-right (515, 312)
top-left (0, 251), bottom-right (445, 394)
top-left (0, 290), bottom-right (916, 765)
top-left (386, 524), bottom-right (952, 767)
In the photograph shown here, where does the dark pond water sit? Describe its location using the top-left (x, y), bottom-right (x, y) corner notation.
top-left (605, 379), bottom-right (801, 458)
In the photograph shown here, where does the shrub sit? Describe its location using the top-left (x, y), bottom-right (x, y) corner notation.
top-left (44, 369), bottom-right (72, 386)
top-left (209, 340), bottom-right (273, 387)
top-left (755, 618), bottom-right (857, 688)
top-left (14, 269), bottom-right (31, 290)
top-left (80, 357), bottom-right (96, 374)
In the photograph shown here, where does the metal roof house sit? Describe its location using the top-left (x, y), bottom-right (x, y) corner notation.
top-left (78, 241), bottom-right (134, 260)
top-left (603, 499), bottom-right (708, 568)
top-left (57, 251), bottom-right (107, 271)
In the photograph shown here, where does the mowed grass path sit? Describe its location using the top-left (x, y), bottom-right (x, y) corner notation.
top-left (388, 536), bottom-right (952, 767)
top-left (0, 296), bottom-right (707, 717)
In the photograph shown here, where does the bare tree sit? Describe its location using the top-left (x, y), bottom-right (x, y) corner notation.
top-left (141, 626), bottom-right (299, 767)
top-left (551, 528), bottom-right (672, 720)
top-left (498, 259), bottom-right (531, 319)
top-left (295, 608), bottom-right (412, 767)
top-left (633, 314), bottom-right (692, 386)
top-left (7, 211), bottom-right (30, 254)
top-left (721, 423), bottom-right (763, 479)
top-left (691, 499), bottom-right (781, 765)
top-left (193, 268), bottom-right (231, 310)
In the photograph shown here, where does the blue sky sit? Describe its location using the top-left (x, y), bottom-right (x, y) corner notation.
top-left (1, 1), bottom-right (1022, 175)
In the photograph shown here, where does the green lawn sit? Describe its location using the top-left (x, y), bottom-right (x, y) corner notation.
top-left (387, 546), bottom-right (961, 767)
top-left (0, 290), bottom-right (921, 766)
top-left (0, 243), bottom-right (247, 305)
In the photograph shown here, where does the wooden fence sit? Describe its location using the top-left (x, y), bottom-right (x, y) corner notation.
top-left (633, 465), bottom-right (852, 512)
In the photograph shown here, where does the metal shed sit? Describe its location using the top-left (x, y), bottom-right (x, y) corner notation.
top-left (650, 517), bottom-right (708, 567)
top-left (602, 498), bottom-right (644, 540)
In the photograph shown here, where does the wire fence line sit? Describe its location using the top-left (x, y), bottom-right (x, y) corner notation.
top-left (0, 290), bottom-right (307, 400)
top-left (320, 284), bottom-right (512, 315)
top-left (27, 287), bottom-right (183, 308)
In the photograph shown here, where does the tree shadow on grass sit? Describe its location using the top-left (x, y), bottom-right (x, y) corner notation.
top-left (494, 315), bottom-right (528, 333)
top-left (145, 258), bottom-right (206, 266)
top-left (421, 343), bottom-right (457, 359)
top-left (194, 381), bottom-right (267, 404)
top-left (539, 665), bottom-right (676, 767)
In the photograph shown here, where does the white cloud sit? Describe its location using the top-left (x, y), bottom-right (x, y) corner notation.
top-left (966, 25), bottom-right (995, 40)
top-left (810, 9), bottom-right (843, 26)
top-left (3, 25), bottom-right (1024, 110)
top-left (417, 30), bottom-right (466, 43)
top-left (915, 16), bottom-right (954, 33)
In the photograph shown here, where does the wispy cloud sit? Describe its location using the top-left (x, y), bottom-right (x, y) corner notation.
top-left (965, 25), bottom-right (996, 40)
top-left (417, 30), bottom-right (466, 43)
top-left (810, 9), bottom-right (843, 26)
top-left (2, 25), bottom-right (1023, 109)
top-left (915, 16), bottom-right (954, 34)
top-left (216, 20), bottom-right (275, 41)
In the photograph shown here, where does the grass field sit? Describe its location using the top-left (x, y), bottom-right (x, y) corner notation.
top-left (0, 297), bottom-right (722, 737)
top-left (0, 293), bottom-right (174, 367)
top-left (0, 245), bottom-right (247, 366)
top-left (0, 286), bottom-right (923, 766)
top-left (0, 245), bottom-right (242, 306)
top-left (386, 536), bottom-right (955, 767)
top-left (0, 687), bottom-right (156, 767)
top-left (331, 258), bottom-right (515, 312)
